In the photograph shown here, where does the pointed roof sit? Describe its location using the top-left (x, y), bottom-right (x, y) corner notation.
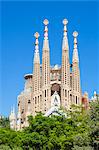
top-left (9, 106), bottom-right (16, 120)
top-left (72, 31), bottom-right (79, 63)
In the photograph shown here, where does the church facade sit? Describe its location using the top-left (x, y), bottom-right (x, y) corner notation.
top-left (9, 19), bottom-right (82, 130)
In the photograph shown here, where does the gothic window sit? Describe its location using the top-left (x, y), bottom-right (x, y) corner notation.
top-left (40, 95), bottom-right (42, 101)
top-left (47, 89), bottom-right (49, 96)
top-left (76, 96), bottom-right (77, 104)
top-left (65, 90), bottom-right (67, 97)
top-left (68, 91), bottom-right (69, 99)
top-left (45, 90), bottom-right (46, 97)
top-left (73, 95), bottom-right (75, 103)
top-left (78, 97), bottom-right (79, 104)
top-left (63, 89), bottom-right (64, 97)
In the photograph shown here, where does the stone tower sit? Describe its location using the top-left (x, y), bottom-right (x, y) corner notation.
top-left (42, 19), bottom-right (51, 113)
top-left (32, 32), bottom-right (41, 116)
top-left (17, 105), bottom-right (21, 130)
top-left (72, 31), bottom-right (81, 105)
top-left (9, 106), bottom-right (16, 130)
top-left (61, 19), bottom-right (70, 109)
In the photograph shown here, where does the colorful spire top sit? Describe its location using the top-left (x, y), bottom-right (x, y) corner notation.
top-left (34, 32), bottom-right (40, 39)
top-left (43, 19), bottom-right (49, 50)
top-left (34, 32), bottom-right (40, 63)
top-left (62, 19), bottom-right (69, 51)
top-left (43, 19), bottom-right (49, 40)
top-left (72, 31), bottom-right (79, 63)
top-left (43, 19), bottom-right (49, 26)
top-left (63, 19), bottom-right (68, 36)
top-left (73, 31), bottom-right (78, 37)
top-left (34, 32), bottom-right (40, 54)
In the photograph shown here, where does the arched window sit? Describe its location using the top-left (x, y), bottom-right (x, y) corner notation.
top-left (76, 96), bottom-right (77, 104)
top-left (45, 90), bottom-right (46, 97)
top-left (65, 90), bottom-right (67, 97)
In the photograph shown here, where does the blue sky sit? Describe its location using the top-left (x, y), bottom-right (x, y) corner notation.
top-left (0, 1), bottom-right (99, 116)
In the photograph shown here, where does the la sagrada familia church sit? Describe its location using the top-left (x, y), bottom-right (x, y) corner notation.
top-left (9, 19), bottom-right (83, 130)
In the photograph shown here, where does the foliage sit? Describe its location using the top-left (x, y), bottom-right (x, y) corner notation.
top-left (0, 100), bottom-right (99, 149)
top-left (0, 117), bottom-right (10, 129)
top-left (89, 99), bottom-right (99, 149)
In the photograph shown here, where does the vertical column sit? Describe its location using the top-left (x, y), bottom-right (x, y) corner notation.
top-left (17, 105), bottom-right (21, 130)
top-left (72, 31), bottom-right (81, 105)
top-left (61, 19), bottom-right (70, 109)
top-left (9, 106), bottom-right (16, 130)
top-left (42, 19), bottom-right (51, 113)
top-left (32, 32), bottom-right (41, 116)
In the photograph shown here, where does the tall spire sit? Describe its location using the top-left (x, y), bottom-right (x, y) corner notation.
top-left (9, 106), bottom-right (16, 120)
top-left (32, 32), bottom-right (41, 116)
top-left (17, 105), bottom-right (21, 130)
top-left (72, 31), bottom-right (81, 105)
top-left (43, 19), bottom-right (49, 50)
top-left (62, 19), bottom-right (69, 53)
top-left (34, 32), bottom-right (40, 63)
top-left (9, 106), bottom-right (16, 130)
top-left (42, 19), bottom-right (51, 113)
top-left (72, 31), bottom-right (79, 63)
top-left (61, 18), bottom-right (70, 109)
top-left (33, 32), bottom-right (41, 93)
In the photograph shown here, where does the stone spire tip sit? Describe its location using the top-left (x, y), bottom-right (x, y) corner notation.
top-left (34, 32), bottom-right (40, 39)
top-left (43, 19), bottom-right (49, 25)
top-left (63, 19), bottom-right (68, 25)
top-left (73, 31), bottom-right (78, 37)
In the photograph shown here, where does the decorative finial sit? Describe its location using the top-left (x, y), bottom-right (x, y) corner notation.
top-left (63, 19), bottom-right (68, 37)
top-left (73, 31), bottom-right (78, 37)
top-left (43, 19), bottom-right (49, 25)
top-left (73, 31), bottom-right (78, 45)
top-left (63, 19), bottom-right (68, 25)
top-left (72, 31), bottom-right (79, 63)
top-left (34, 32), bottom-right (40, 54)
top-left (43, 19), bottom-right (49, 40)
top-left (34, 32), bottom-right (40, 39)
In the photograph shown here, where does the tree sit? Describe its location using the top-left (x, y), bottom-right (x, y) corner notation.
top-left (0, 101), bottom-right (99, 149)
top-left (0, 117), bottom-right (10, 129)
top-left (89, 99), bottom-right (99, 149)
